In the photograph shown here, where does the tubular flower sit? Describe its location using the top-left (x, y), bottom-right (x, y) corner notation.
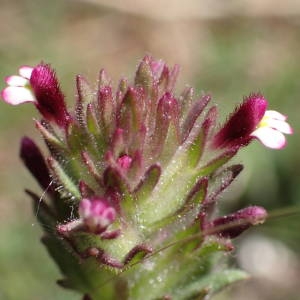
top-left (212, 94), bottom-right (292, 150)
top-left (2, 64), bottom-right (70, 127)
top-left (1, 56), bottom-right (293, 300)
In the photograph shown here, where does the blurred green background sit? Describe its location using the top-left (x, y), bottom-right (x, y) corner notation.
top-left (0, 1), bottom-right (299, 299)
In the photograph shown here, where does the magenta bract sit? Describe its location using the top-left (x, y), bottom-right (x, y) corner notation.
top-left (212, 94), bottom-right (267, 149)
top-left (30, 64), bottom-right (71, 127)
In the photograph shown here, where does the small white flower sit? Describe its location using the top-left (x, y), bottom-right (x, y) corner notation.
top-left (1, 66), bottom-right (35, 105)
top-left (251, 110), bottom-right (293, 149)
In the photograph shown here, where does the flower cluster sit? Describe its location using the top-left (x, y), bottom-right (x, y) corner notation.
top-left (1, 56), bottom-right (292, 300)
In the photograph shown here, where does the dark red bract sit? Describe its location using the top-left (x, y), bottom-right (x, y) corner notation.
top-left (212, 94), bottom-right (267, 149)
top-left (20, 136), bottom-right (53, 192)
top-left (30, 64), bottom-right (70, 127)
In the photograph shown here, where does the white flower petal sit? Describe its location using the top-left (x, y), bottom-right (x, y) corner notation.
top-left (5, 75), bottom-right (28, 87)
top-left (1, 86), bottom-right (36, 105)
top-left (251, 127), bottom-right (286, 149)
top-left (19, 66), bottom-right (33, 79)
top-left (266, 118), bottom-right (293, 134)
top-left (265, 110), bottom-right (287, 121)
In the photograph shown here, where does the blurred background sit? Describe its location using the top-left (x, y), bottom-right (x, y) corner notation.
top-left (0, 0), bottom-right (299, 299)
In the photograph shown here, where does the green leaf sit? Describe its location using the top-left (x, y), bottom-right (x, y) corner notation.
top-left (135, 164), bottom-right (161, 201)
top-left (35, 120), bottom-right (66, 154)
top-left (172, 269), bottom-right (249, 300)
top-left (42, 234), bottom-right (115, 300)
top-left (66, 122), bottom-right (89, 154)
top-left (199, 148), bottom-right (237, 176)
top-left (26, 190), bottom-right (56, 229)
top-left (48, 157), bottom-right (81, 200)
top-left (135, 56), bottom-right (153, 94)
top-left (75, 75), bottom-right (94, 128)
top-left (86, 103), bottom-right (100, 136)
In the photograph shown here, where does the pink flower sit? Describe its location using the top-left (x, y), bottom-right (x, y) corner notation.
top-left (1, 64), bottom-right (70, 127)
top-left (79, 197), bottom-right (116, 234)
top-left (117, 155), bottom-right (132, 171)
top-left (212, 93), bottom-right (292, 150)
top-left (251, 110), bottom-right (293, 149)
top-left (1, 66), bottom-right (35, 105)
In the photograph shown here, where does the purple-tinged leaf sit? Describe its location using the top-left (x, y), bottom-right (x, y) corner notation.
top-left (81, 151), bottom-right (102, 184)
top-left (111, 128), bottom-right (126, 157)
top-left (79, 180), bottom-right (95, 198)
top-left (117, 87), bottom-right (144, 142)
top-left (179, 86), bottom-right (194, 118)
top-left (123, 244), bottom-right (153, 265)
top-left (75, 75), bottom-right (94, 128)
top-left (98, 69), bottom-right (111, 89)
top-left (181, 94), bottom-right (211, 142)
top-left (135, 164), bottom-right (161, 199)
top-left (151, 92), bottom-right (179, 158)
top-left (205, 206), bottom-right (267, 238)
top-left (200, 164), bottom-right (243, 226)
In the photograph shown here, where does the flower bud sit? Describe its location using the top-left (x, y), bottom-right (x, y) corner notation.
top-left (117, 155), bottom-right (132, 171)
top-left (20, 137), bottom-right (52, 192)
top-left (206, 206), bottom-right (267, 239)
top-left (79, 197), bottom-right (116, 234)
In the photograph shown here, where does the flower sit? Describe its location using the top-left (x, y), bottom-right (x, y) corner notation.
top-left (1, 64), bottom-right (70, 127)
top-left (79, 197), bottom-right (117, 234)
top-left (1, 66), bottom-right (35, 105)
top-left (212, 94), bottom-right (293, 150)
top-left (251, 110), bottom-right (293, 149)
top-left (117, 155), bottom-right (133, 171)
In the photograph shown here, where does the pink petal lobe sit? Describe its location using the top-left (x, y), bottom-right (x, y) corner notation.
top-left (265, 110), bottom-right (287, 121)
top-left (5, 75), bottom-right (28, 86)
top-left (19, 66), bottom-right (33, 79)
top-left (251, 127), bottom-right (286, 149)
top-left (79, 198), bottom-right (91, 218)
top-left (1, 86), bottom-right (36, 105)
top-left (102, 207), bottom-right (117, 222)
top-left (267, 118), bottom-right (293, 134)
top-left (150, 58), bottom-right (165, 80)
